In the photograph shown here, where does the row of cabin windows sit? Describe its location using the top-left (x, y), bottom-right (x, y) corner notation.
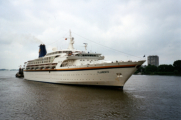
top-left (60, 59), bottom-right (98, 67)
top-left (80, 59), bottom-right (98, 61)
top-left (62, 59), bottom-right (97, 63)
top-left (76, 54), bottom-right (98, 57)
top-left (82, 54), bottom-right (98, 57)
top-left (46, 51), bottom-right (75, 56)
top-left (28, 57), bottom-right (98, 65)
top-left (28, 57), bottom-right (55, 65)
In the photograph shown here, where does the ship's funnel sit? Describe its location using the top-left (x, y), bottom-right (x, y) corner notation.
top-left (39, 44), bottom-right (47, 58)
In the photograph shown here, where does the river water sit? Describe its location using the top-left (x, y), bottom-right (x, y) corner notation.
top-left (0, 71), bottom-right (180, 120)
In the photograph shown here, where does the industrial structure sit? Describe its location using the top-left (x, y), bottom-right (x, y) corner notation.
top-left (147, 55), bottom-right (159, 66)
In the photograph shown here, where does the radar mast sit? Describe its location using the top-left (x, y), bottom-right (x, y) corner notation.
top-left (83, 43), bottom-right (88, 53)
top-left (68, 30), bottom-right (74, 50)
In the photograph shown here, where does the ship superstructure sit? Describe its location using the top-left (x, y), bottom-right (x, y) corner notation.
top-left (24, 31), bottom-right (145, 88)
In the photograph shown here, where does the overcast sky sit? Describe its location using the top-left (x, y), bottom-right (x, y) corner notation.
top-left (0, 0), bottom-right (181, 69)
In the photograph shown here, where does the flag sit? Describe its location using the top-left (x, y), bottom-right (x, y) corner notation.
top-left (65, 38), bottom-right (67, 40)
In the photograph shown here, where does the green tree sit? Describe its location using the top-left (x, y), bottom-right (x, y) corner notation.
top-left (158, 64), bottom-right (174, 72)
top-left (134, 66), bottom-right (145, 74)
top-left (145, 65), bottom-right (157, 74)
top-left (173, 60), bottom-right (181, 74)
top-left (167, 65), bottom-right (174, 72)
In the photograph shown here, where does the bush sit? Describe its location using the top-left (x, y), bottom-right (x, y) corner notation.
top-left (174, 70), bottom-right (179, 75)
top-left (156, 72), bottom-right (174, 75)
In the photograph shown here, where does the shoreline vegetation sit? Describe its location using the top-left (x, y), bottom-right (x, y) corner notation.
top-left (135, 60), bottom-right (181, 76)
top-left (0, 69), bottom-right (18, 71)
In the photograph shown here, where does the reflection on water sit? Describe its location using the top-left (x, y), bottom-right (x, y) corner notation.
top-left (0, 71), bottom-right (180, 120)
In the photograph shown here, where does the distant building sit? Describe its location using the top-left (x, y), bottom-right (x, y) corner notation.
top-left (147, 55), bottom-right (159, 66)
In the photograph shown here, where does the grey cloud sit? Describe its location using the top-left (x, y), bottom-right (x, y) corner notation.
top-left (0, 32), bottom-right (43, 45)
top-left (0, 0), bottom-right (180, 69)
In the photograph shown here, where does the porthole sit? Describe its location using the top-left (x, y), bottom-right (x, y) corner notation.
top-left (117, 73), bottom-right (123, 77)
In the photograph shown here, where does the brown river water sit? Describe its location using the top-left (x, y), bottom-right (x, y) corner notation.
top-left (0, 71), bottom-right (180, 120)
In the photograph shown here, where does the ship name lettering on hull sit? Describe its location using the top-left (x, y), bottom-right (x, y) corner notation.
top-left (97, 71), bottom-right (109, 74)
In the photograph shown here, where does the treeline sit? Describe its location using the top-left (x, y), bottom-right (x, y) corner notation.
top-left (135, 60), bottom-right (181, 75)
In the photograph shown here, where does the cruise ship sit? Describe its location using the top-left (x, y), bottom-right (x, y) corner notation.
top-left (24, 31), bottom-right (145, 88)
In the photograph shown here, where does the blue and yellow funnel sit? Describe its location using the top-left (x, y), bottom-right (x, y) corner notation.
top-left (39, 44), bottom-right (47, 58)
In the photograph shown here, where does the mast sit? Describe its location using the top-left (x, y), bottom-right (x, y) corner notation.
top-left (68, 30), bottom-right (74, 50)
top-left (84, 43), bottom-right (88, 53)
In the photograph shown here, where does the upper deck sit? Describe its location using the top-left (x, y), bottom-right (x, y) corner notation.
top-left (25, 30), bottom-right (105, 69)
top-left (27, 49), bottom-right (104, 66)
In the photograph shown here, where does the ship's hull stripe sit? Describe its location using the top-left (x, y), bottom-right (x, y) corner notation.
top-left (24, 64), bottom-right (136, 72)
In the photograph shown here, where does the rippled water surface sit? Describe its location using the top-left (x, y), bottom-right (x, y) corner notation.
top-left (0, 71), bottom-right (180, 120)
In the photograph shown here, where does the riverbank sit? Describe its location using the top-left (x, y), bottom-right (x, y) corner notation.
top-left (134, 72), bottom-right (181, 76)
top-left (135, 60), bottom-right (181, 76)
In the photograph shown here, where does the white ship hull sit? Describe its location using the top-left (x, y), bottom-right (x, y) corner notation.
top-left (23, 31), bottom-right (146, 89)
top-left (24, 61), bottom-right (144, 88)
